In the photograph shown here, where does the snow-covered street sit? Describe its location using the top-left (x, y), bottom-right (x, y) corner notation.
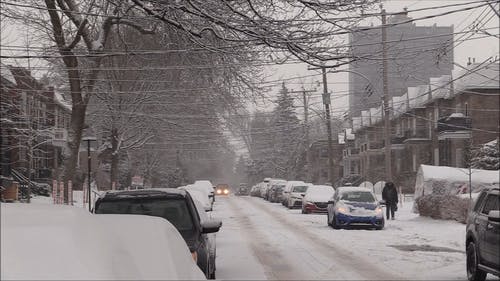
top-left (213, 195), bottom-right (469, 280)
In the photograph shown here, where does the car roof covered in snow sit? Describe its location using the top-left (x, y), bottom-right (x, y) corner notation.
top-left (101, 188), bottom-right (187, 199)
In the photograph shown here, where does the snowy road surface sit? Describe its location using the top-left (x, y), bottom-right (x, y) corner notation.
top-left (212, 195), bottom-right (470, 280)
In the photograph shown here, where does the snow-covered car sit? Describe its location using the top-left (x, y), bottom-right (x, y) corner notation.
top-left (282, 181), bottom-right (306, 207)
top-left (193, 180), bottom-right (216, 204)
top-left (1, 203), bottom-right (206, 280)
top-left (286, 182), bottom-right (311, 209)
top-left (326, 186), bottom-right (384, 230)
top-left (265, 179), bottom-right (286, 201)
top-left (191, 198), bottom-right (222, 280)
top-left (465, 186), bottom-right (499, 281)
top-left (94, 188), bottom-right (221, 279)
top-left (259, 178), bottom-right (272, 198)
top-left (180, 186), bottom-right (213, 212)
top-left (269, 182), bottom-right (287, 203)
top-left (301, 185), bottom-right (335, 214)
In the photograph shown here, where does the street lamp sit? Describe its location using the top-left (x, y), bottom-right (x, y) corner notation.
top-left (82, 136), bottom-right (97, 212)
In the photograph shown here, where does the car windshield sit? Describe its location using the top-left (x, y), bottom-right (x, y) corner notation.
top-left (340, 191), bottom-right (375, 203)
top-left (292, 186), bottom-right (308, 193)
top-left (95, 198), bottom-right (194, 231)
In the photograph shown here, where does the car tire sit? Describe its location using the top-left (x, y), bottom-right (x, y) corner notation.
top-left (332, 214), bottom-right (340, 229)
top-left (375, 220), bottom-right (385, 230)
top-left (467, 241), bottom-right (487, 281)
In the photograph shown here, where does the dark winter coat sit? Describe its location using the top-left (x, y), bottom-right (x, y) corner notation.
top-left (382, 182), bottom-right (398, 205)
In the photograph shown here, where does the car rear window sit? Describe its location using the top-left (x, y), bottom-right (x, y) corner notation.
top-left (95, 198), bottom-right (194, 231)
top-left (292, 186), bottom-right (308, 192)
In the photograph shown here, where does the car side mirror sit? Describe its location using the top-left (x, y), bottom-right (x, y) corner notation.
top-left (379, 200), bottom-right (386, 206)
top-left (488, 210), bottom-right (500, 223)
top-left (201, 219), bottom-right (222, 234)
top-left (328, 200), bottom-right (335, 205)
top-left (301, 194), bottom-right (305, 197)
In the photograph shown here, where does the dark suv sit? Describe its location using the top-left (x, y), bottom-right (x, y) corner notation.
top-left (94, 188), bottom-right (222, 279)
top-left (465, 186), bottom-right (499, 281)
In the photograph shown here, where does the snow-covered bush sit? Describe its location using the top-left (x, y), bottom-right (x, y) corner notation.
top-left (415, 194), bottom-right (471, 223)
top-left (471, 138), bottom-right (499, 170)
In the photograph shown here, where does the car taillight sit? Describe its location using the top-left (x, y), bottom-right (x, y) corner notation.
top-left (191, 251), bottom-right (198, 262)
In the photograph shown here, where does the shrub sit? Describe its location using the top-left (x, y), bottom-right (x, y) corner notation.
top-left (415, 194), bottom-right (471, 224)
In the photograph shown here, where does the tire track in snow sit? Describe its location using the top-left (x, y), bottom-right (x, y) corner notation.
top-left (233, 196), bottom-right (402, 280)
top-left (225, 196), bottom-right (310, 280)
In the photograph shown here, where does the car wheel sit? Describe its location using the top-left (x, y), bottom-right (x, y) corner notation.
top-left (332, 214), bottom-right (340, 229)
top-left (466, 241), bottom-right (487, 281)
top-left (375, 220), bottom-right (384, 230)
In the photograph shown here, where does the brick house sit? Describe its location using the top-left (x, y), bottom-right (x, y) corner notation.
top-left (345, 62), bottom-right (499, 191)
top-left (0, 65), bottom-right (71, 184)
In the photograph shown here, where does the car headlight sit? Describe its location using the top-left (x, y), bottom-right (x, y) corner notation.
top-left (223, 189), bottom-right (229, 194)
top-left (375, 207), bottom-right (383, 216)
top-left (216, 189), bottom-right (222, 194)
top-left (336, 206), bottom-right (350, 214)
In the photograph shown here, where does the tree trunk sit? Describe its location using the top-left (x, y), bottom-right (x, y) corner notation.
top-left (62, 103), bottom-right (86, 201)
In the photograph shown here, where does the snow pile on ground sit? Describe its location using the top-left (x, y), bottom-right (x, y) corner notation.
top-left (1, 203), bottom-right (205, 280)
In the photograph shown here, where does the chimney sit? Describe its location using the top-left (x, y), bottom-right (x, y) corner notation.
top-left (467, 57), bottom-right (471, 65)
top-left (472, 57), bottom-right (476, 64)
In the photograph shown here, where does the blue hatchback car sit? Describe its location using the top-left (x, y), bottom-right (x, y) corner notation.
top-left (326, 187), bottom-right (385, 230)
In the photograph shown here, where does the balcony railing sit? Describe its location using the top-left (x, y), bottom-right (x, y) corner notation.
top-left (437, 114), bottom-right (472, 132)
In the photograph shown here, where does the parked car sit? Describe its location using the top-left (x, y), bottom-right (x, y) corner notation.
top-left (94, 188), bottom-right (222, 279)
top-left (302, 185), bottom-right (335, 214)
top-left (259, 178), bottom-right (272, 199)
top-left (215, 184), bottom-right (230, 196)
top-left (179, 185), bottom-right (212, 212)
top-left (286, 182), bottom-right (311, 209)
top-left (250, 184), bottom-right (261, 197)
top-left (326, 186), bottom-right (384, 230)
top-left (2, 203), bottom-right (206, 280)
top-left (282, 181), bottom-right (306, 207)
top-left (193, 180), bottom-right (215, 203)
top-left (266, 179), bottom-right (286, 201)
top-left (465, 186), bottom-right (499, 281)
top-left (269, 182), bottom-right (287, 203)
top-left (236, 183), bottom-right (249, 196)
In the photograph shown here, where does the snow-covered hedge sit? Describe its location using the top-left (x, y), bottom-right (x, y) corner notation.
top-left (415, 194), bottom-right (471, 224)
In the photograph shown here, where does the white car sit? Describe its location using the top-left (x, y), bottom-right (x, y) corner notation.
top-left (282, 181), bottom-right (304, 206)
top-left (180, 186), bottom-right (213, 212)
top-left (1, 204), bottom-right (206, 280)
top-left (302, 185), bottom-right (335, 214)
top-left (192, 180), bottom-right (215, 205)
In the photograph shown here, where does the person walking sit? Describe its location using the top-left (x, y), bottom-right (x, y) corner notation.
top-left (382, 182), bottom-right (398, 220)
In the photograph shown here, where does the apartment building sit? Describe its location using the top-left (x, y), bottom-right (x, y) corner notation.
top-left (0, 65), bottom-right (71, 184)
top-left (345, 62), bottom-right (499, 191)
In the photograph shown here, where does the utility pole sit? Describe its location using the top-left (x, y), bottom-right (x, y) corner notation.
top-left (381, 7), bottom-right (393, 182)
top-left (309, 66), bottom-right (336, 185)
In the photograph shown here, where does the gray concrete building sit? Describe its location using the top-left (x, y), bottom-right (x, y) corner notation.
top-left (348, 11), bottom-right (454, 116)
